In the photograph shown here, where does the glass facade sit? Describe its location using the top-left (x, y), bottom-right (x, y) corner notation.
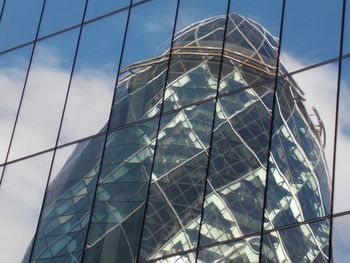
top-left (0, 0), bottom-right (349, 262)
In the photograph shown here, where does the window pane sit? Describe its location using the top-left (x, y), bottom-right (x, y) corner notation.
top-left (0, 0), bottom-right (43, 51)
top-left (38, 0), bottom-right (86, 37)
top-left (58, 11), bottom-right (128, 145)
top-left (261, 220), bottom-right (330, 262)
top-left (197, 236), bottom-right (260, 263)
top-left (0, 152), bottom-right (53, 263)
top-left (29, 135), bottom-right (105, 263)
top-left (109, 0), bottom-right (177, 130)
top-left (154, 252), bottom-right (196, 263)
top-left (332, 215), bottom-right (350, 262)
top-left (84, 118), bottom-right (159, 263)
top-left (139, 101), bottom-right (215, 260)
top-left (85, 0), bottom-right (130, 21)
top-left (264, 63), bottom-right (338, 229)
top-left (163, 0), bottom-right (228, 112)
top-left (334, 58), bottom-right (350, 213)
top-left (0, 46), bottom-right (32, 164)
top-left (343, 2), bottom-right (350, 54)
top-left (199, 82), bottom-right (274, 246)
top-left (279, 0), bottom-right (342, 72)
top-left (218, 0), bottom-right (283, 95)
top-left (8, 29), bottom-right (80, 161)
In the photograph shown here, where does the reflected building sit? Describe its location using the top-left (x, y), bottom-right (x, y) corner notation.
top-left (24, 13), bottom-right (331, 263)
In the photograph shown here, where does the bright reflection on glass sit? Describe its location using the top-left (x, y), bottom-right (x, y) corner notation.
top-left (84, 119), bottom-right (158, 263)
top-left (0, 0), bottom-right (43, 51)
top-left (0, 152), bottom-right (53, 263)
top-left (85, 0), bottom-right (130, 21)
top-left (155, 252), bottom-right (196, 263)
top-left (38, 0), bottom-right (86, 37)
top-left (8, 29), bottom-right (79, 161)
top-left (261, 220), bottom-right (330, 262)
top-left (279, 0), bottom-right (342, 72)
top-left (0, 46), bottom-right (32, 164)
top-left (110, 0), bottom-right (177, 129)
top-left (332, 215), bottom-right (350, 262)
top-left (28, 135), bottom-right (105, 263)
top-left (200, 83), bottom-right (274, 246)
top-left (58, 11), bottom-right (128, 145)
top-left (139, 101), bottom-right (215, 260)
top-left (197, 236), bottom-right (260, 262)
top-left (264, 62), bottom-right (338, 229)
top-left (334, 58), bottom-right (350, 213)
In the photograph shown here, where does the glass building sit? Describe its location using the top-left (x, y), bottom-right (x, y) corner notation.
top-left (0, 0), bottom-right (349, 262)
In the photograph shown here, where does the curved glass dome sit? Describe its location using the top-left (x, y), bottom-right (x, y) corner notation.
top-left (24, 13), bottom-right (330, 263)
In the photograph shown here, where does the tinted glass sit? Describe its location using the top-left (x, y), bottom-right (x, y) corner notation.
top-left (334, 58), bottom-right (350, 213)
top-left (0, 0), bottom-right (43, 51)
top-left (0, 46), bottom-right (32, 164)
top-left (332, 215), bottom-right (350, 262)
top-left (109, 0), bottom-right (177, 129)
top-left (343, 1), bottom-right (350, 54)
top-left (29, 135), bottom-right (105, 263)
top-left (199, 82), bottom-right (274, 246)
top-left (8, 29), bottom-right (79, 161)
top-left (38, 0), bottom-right (86, 37)
top-left (83, 119), bottom-right (158, 263)
top-left (58, 11), bottom-right (128, 145)
top-left (264, 62), bottom-right (338, 229)
top-left (279, 0), bottom-right (342, 72)
top-left (0, 152), bottom-right (53, 263)
top-left (85, 0), bottom-right (130, 21)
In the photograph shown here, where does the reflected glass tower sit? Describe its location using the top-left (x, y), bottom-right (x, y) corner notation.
top-left (23, 13), bottom-right (331, 263)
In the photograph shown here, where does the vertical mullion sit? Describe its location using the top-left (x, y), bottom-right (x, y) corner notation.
top-left (27, 0), bottom-right (90, 261)
top-left (0, 0), bottom-right (47, 185)
top-left (134, 0), bottom-right (180, 261)
top-left (79, 0), bottom-right (133, 261)
top-left (257, 0), bottom-right (286, 261)
top-left (328, 0), bottom-right (347, 261)
top-left (0, 0), bottom-right (6, 23)
top-left (193, 0), bottom-right (231, 261)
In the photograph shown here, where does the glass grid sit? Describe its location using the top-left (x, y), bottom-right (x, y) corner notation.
top-left (0, 0), bottom-right (349, 262)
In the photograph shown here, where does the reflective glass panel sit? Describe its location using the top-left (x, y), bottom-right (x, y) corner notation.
top-left (59, 11), bottom-right (128, 145)
top-left (343, 1), bottom-right (350, 54)
top-left (279, 0), bottom-right (342, 72)
top-left (199, 82), bottom-right (274, 246)
top-left (29, 135), bottom-right (105, 263)
top-left (139, 101), bottom-right (215, 260)
top-left (0, 152), bottom-right (53, 263)
top-left (0, 0), bottom-right (43, 51)
top-left (85, 0), bottom-right (130, 21)
top-left (163, 0), bottom-right (228, 112)
top-left (197, 236), bottom-right (260, 263)
top-left (334, 58), bottom-right (350, 213)
top-left (261, 220), bottom-right (330, 262)
top-left (0, 46), bottom-right (32, 164)
top-left (38, 0), bottom-right (86, 37)
top-left (332, 214), bottom-right (350, 262)
top-left (8, 29), bottom-right (79, 161)
top-left (109, 0), bottom-right (177, 129)
top-left (264, 62), bottom-right (338, 229)
top-left (83, 119), bottom-right (158, 263)
top-left (154, 252), bottom-right (196, 263)
top-left (218, 0), bottom-right (282, 95)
